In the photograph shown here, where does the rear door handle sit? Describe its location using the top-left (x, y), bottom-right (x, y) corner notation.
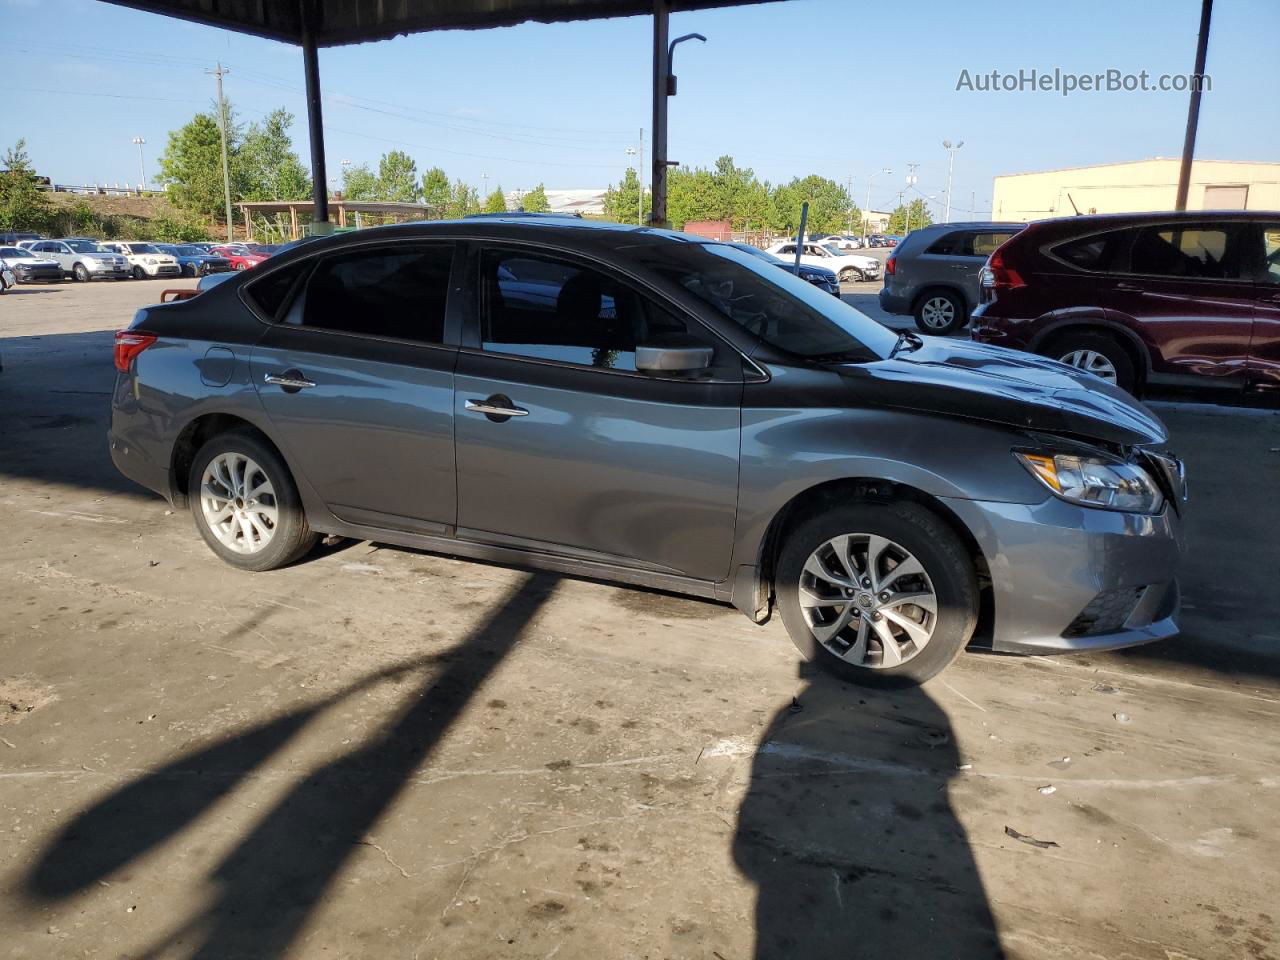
top-left (264, 371), bottom-right (316, 390)
top-left (465, 398), bottom-right (529, 418)
top-left (1115, 281), bottom-right (1144, 292)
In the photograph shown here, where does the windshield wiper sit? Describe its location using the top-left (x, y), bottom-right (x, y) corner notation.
top-left (889, 330), bottom-right (924, 358)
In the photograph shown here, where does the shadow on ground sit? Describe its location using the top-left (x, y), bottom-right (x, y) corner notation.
top-left (25, 572), bottom-right (560, 959)
top-left (734, 667), bottom-right (1003, 959)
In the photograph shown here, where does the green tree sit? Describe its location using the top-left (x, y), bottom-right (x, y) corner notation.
top-left (483, 186), bottom-right (507, 213)
top-left (342, 163), bottom-right (380, 201)
top-left (421, 166), bottom-right (450, 213)
top-left (445, 179), bottom-right (479, 218)
top-left (378, 150), bottom-right (419, 203)
top-left (887, 198), bottom-right (934, 235)
top-left (667, 166), bottom-right (719, 229)
top-left (772, 175), bottom-right (853, 235)
top-left (157, 109), bottom-right (244, 223)
top-left (0, 139), bottom-right (50, 231)
top-left (519, 183), bottom-right (551, 213)
top-left (239, 108), bottom-right (310, 202)
top-left (710, 155), bottom-right (756, 223)
top-left (602, 168), bottom-right (649, 224)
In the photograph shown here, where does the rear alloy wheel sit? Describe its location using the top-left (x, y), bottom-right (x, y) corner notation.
top-left (1047, 332), bottom-right (1136, 394)
top-left (776, 501), bottom-right (978, 686)
top-left (73, 263), bottom-right (90, 283)
top-left (914, 290), bottom-right (966, 335)
top-left (188, 430), bottom-right (318, 571)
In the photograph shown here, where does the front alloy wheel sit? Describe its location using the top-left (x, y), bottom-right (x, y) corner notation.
top-left (776, 501), bottom-right (979, 685)
top-left (800, 534), bottom-right (937, 669)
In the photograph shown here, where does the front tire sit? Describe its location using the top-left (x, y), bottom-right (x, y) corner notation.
top-left (188, 430), bottom-right (318, 572)
top-left (838, 268), bottom-right (857, 283)
top-left (776, 501), bottom-right (979, 686)
top-left (132, 266), bottom-right (146, 280)
top-left (73, 263), bottom-right (90, 283)
top-left (913, 290), bottom-right (966, 335)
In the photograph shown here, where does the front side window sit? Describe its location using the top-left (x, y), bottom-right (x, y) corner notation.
top-left (926, 232), bottom-right (967, 256)
top-left (481, 251), bottom-right (704, 372)
top-left (644, 242), bottom-right (898, 361)
top-left (1129, 224), bottom-right (1244, 280)
top-left (296, 244), bottom-right (454, 344)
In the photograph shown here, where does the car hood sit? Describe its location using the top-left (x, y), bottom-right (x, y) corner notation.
top-left (838, 336), bottom-right (1167, 446)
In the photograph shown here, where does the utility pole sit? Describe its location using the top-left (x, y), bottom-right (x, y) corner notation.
top-left (131, 136), bottom-right (147, 192)
top-left (904, 163), bottom-right (919, 235)
top-left (846, 175), bottom-right (855, 234)
top-left (865, 167), bottom-right (890, 240)
top-left (637, 127), bottom-right (645, 225)
top-left (942, 139), bottom-right (964, 223)
top-left (207, 62), bottom-right (234, 242)
top-left (1175, 0), bottom-right (1213, 210)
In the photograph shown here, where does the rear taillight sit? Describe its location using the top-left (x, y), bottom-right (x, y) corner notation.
top-left (114, 331), bottom-right (156, 372)
top-left (884, 255), bottom-right (896, 275)
top-left (984, 247), bottom-right (1025, 290)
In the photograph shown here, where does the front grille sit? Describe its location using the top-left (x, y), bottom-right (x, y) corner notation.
top-left (1063, 586), bottom-right (1145, 638)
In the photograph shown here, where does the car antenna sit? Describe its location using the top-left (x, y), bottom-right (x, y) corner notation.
top-left (1066, 192), bottom-right (1081, 216)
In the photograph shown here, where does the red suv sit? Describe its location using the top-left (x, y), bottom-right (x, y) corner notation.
top-left (970, 211), bottom-right (1280, 395)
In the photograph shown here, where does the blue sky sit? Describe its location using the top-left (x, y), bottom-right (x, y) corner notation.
top-left (2, 0), bottom-right (1276, 218)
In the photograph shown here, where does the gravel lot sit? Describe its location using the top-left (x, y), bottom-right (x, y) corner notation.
top-left (2, 279), bottom-right (1279, 960)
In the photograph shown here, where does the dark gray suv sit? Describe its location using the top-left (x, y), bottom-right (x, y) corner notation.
top-left (879, 221), bottom-right (1023, 334)
top-left (110, 217), bottom-right (1185, 685)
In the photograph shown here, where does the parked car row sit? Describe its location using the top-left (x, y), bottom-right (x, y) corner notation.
top-left (765, 240), bottom-right (882, 283)
top-left (0, 238), bottom-right (275, 283)
top-left (879, 211), bottom-right (1280, 397)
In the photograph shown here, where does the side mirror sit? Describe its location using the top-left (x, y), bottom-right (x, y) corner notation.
top-left (635, 338), bottom-right (713, 374)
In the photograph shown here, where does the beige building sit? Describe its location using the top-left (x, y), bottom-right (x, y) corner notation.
top-left (992, 158), bottom-right (1280, 222)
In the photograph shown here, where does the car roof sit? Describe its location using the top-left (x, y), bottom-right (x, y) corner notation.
top-left (1027, 209), bottom-right (1280, 230)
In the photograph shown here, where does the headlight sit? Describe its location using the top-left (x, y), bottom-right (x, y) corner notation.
top-left (1015, 450), bottom-right (1163, 514)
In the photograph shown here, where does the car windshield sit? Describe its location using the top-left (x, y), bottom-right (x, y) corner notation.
top-left (129, 243), bottom-right (160, 254)
top-left (0, 247), bottom-right (34, 258)
top-left (645, 242), bottom-right (897, 361)
top-left (67, 240), bottom-right (105, 253)
top-left (175, 246), bottom-right (203, 256)
top-left (820, 244), bottom-right (845, 257)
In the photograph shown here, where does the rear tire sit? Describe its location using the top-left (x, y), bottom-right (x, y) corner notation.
top-left (913, 289), bottom-right (966, 335)
top-left (1044, 331), bottom-right (1137, 394)
top-left (188, 430), bottom-right (318, 572)
top-left (776, 501), bottom-right (979, 686)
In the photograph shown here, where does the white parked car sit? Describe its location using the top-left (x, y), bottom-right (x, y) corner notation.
top-left (102, 241), bottom-right (182, 280)
top-left (0, 245), bottom-right (64, 283)
top-left (766, 240), bottom-right (882, 282)
top-left (28, 239), bottom-right (131, 281)
top-left (816, 234), bottom-right (865, 250)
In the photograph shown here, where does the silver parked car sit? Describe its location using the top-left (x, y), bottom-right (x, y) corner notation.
top-left (109, 218), bottom-right (1185, 685)
top-left (879, 222), bottom-right (1023, 334)
top-left (28, 238), bottom-right (130, 281)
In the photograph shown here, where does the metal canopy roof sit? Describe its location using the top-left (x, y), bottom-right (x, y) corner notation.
top-left (99, 0), bottom-right (771, 46)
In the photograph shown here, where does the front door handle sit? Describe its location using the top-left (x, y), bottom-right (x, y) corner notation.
top-left (264, 370), bottom-right (316, 391)
top-left (1114, 281), bottom-right (1144, 292)
top-left (465, 397), bottom-right (529, 420)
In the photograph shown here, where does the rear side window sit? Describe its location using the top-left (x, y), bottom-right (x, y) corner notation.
top-left (1263, 227), bottom-right (1280, 284)
top-left (971, 231), bottom-right (1016, 256)
top-left (1129, 225), bottom-right (1244, 280)
top-left (296, 244), bottom-right (453, 343)
top-left (244, 260), bottom-right (312, 321)
top-left (1051, 230), bottom-right (1129, 272)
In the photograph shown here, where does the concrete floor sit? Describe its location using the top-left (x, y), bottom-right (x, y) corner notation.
top-left (1, 280), bottom-right (1279, 960)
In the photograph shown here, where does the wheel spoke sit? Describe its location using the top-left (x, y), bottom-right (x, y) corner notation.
top-left (865, 535), bottom-right (890, 590)
top-left (799, 584), bottom-right (845, 608)
top-left (879, 556), bottom-right (924, 592)
top-left (880, 607), bottom-right (932, 648)
top-left (841, 615), bottom-right (871, 664)
top-left (811, 604), bottom-right (856, 644)
top-left (252, 503), bottom-right (278, 527)
top-left (804, 552), bottom-right (854, 589)
top-left (882, 589), bottom-right (936, 616)
top-left (872, 617), bottom-right (904, 666)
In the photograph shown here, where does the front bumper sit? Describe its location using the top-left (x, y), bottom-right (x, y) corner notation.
top-left (16, 264), bottom-right (63, 282)
top-left (143, 264), bottom-right (182, 277)
top-left (940, 494), bottom-right (1184, 655)
top-left (88, 261), bottom-right (130, 277)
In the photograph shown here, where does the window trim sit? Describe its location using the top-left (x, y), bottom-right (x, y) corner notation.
top-left (465, 240), bottom-right (758, 384)
top-left (239, 237), bottom-right (463, 352)
top-left (1122, 221), bottom-right (1252, 284)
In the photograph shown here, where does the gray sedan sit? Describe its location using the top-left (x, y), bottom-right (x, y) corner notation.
top-left (109, 217), bottom-right (1185, 685)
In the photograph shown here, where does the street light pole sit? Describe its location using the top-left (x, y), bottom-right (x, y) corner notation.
top-left (131, 136), bottom-right (147, 191)
top-left (942, 139), bottom-right (964, 223)
top-left (650, 0), bottom-right (706, 229)
top-left (864, 167), bottom-right (890, 240)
